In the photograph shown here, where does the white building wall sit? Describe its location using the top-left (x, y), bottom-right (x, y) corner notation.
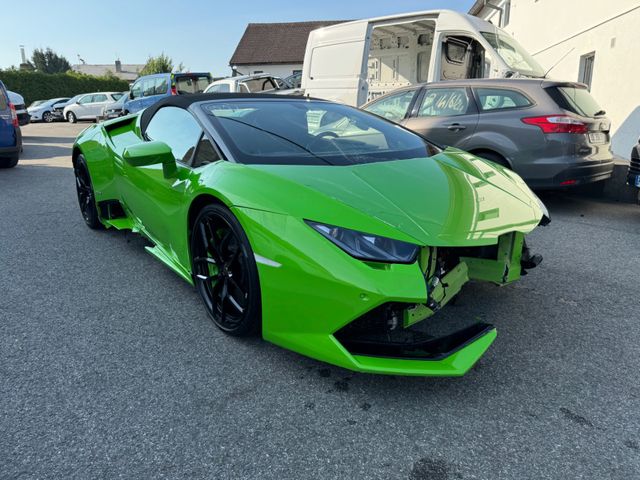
top-left (476, 0), bottom-right (640, 157)
top-left (231, 63), bottom-right (303, 79)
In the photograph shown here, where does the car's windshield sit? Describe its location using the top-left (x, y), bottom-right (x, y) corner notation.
top-left (202, 100), bottom-right (440, 166)
top-left (481, 31), bottom-right (546, 77)
top-left (113, 94), bottom-right (128, 106)
top-left (30, 100), bottom-right (45, 108)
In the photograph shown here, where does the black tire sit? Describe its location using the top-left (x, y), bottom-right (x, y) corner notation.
top-left (0, 154), bottom-right (19, 168)
top-left (191, 204), bottom-right (261, 336)
top-left (67, 111), bottom-right (77, 123)
top-left (475, 151), bottom-right (510, 169)
top-left (73, 155), bottom-right (102, 229)
top-left (42, 111), bottom-right (53, 123)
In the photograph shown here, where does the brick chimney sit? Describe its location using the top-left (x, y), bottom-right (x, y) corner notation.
top-left (115, 60), bottom-right (122, 73)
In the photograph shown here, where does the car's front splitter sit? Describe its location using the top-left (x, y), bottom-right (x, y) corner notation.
top-left (266, 325), bottom-right (496, 377)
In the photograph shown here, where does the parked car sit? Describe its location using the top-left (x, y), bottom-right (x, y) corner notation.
top-left (204, 74), bottom-right (298, 95)
top-left (123, 72), bottom-right (212, 114)
top-left (363, 79), bottom-right (614, 189)
top-left (71, 93), bottom-right (547, 376)
top-left (7, 91), bottom-right (29, 126)
top-left (100, 92), bottom-right (129, 120)
top-left (627, 137), bottom-right (640, 188)
top-left (51, 95), bottom-right (81, 121)
top-left (27, 97), bottom-right (70, 123)
top-left (63, 92), bottom-right (124, 123)
top-left (283, 72), bottom-right (302, 89)
top-left (301, 10), bottom-right (548, 106)
top-left (0, 80), bottom-right (21, 168)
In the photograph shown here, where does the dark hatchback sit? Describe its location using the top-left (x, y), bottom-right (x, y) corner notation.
top-left (363, 79), bottom-right (614, 189)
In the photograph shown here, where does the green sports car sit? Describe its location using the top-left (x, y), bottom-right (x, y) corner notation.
top-left (72, 93), bottom-right (548, 376)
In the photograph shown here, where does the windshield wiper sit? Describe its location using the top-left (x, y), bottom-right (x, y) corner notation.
top-left (211, 115), bottom-right (334, 165)
top-left (594, 110), bottom-right (606, 117)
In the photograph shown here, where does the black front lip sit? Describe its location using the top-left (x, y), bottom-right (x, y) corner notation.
top-left (336, 322), bottom-right (496, 361)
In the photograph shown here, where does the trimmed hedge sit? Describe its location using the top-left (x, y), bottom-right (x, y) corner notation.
top-left (0, 70), bottom-right (130, 105)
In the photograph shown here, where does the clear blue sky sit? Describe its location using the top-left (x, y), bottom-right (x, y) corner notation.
top-left (4, 0), bottom-right (474, 77)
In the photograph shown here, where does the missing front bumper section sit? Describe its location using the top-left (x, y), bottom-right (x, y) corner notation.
top-left (336, 320), bottom-right (495, 361)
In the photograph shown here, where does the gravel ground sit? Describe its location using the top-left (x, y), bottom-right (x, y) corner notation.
top-left (1, 122), bottom-right (639, 479)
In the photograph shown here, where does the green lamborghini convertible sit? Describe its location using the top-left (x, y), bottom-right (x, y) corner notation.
top-left (72, 93), bottom-right (548, 376)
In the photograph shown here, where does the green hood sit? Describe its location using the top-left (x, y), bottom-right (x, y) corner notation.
top-left (239, 150), bottom-right (542, 246)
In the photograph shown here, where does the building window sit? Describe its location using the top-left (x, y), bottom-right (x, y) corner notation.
top-left (579, 52), bottom-right (596, 90)
top-left (502, 1), bottom-right (511, 27)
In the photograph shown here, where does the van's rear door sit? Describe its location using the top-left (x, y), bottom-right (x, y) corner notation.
top-left (302, 21), bottom-right (370, 106)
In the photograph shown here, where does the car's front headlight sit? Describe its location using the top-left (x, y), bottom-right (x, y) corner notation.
top-left (306, 221), bottom-right (419, 264)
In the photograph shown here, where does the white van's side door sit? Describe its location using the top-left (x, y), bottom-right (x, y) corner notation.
top-left (301, 21), bottom-right (370, 106)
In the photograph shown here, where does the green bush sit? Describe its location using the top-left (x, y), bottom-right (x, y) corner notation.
top-left (0, 70), bottom-right (130, 105)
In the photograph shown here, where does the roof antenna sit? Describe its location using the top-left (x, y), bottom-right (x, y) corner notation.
top-left (544, 47), bottom-right (574, 78)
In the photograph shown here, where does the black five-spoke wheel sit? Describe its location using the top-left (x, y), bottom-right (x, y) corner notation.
top-left (73, 155), bottom-right (102, 229)
top-left (191, 204), bottom-right (261, 336)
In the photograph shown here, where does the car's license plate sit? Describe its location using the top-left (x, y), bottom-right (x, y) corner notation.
top-left (635, 174), bottom-right (640, 188)
top-left (589, 132), bottom-right (607, 144)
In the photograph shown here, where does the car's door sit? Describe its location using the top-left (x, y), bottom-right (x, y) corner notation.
top-left (75, 94), bottom-right (94, 118)
top-left (90, 94), bottom-right (109, 117)
top-left (363, 88), bottom-right (421, 124)
top-left (120, 106), bottom-right (204, 249)
top-left (126, 79), bottom-right (144, 113)
top-left (403, 86), bottom-right (479, 148)
top-left (138, 76), bottom-right (166, 110)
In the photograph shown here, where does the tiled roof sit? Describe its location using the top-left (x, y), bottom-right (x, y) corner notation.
top-left (230, 20), bottom-right (348, 66)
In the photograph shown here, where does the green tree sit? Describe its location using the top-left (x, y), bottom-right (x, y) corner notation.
top-left (140, 53), bottom-right (175, 75)
top-left (31, 48), bottom-right (71, 74)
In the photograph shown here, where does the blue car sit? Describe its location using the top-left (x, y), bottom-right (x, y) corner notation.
top-left (0, 80), bottom-right (21, 168)
top-left (123, 72), bottom-right (211, 114)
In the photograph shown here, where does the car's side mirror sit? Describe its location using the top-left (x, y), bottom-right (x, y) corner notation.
top-left (129, 91), bottom-right (134, 100)
top-left (123, 141), bottom-right (177, 177)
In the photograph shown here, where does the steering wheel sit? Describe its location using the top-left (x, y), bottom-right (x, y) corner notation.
top-left (306, 131), bottom-right (339, 150)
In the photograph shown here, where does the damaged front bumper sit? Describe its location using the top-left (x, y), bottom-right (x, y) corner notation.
top-left (237, 207), bottom-right (544, 377)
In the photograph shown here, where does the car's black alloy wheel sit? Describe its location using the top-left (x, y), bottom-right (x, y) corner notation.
top-left (42, 111), bottom-right (53, 123)
top-left (191, 204), bottom-right (261, 336)
top-left (73, 155), bottom-right (102, 229)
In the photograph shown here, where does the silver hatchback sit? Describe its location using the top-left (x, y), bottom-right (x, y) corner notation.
top-left (363, 79), bottom-right (614, 189)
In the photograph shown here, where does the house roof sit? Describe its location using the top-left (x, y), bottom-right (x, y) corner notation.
top-left (229, 20), bottom-right (348, 66)
top-left (71, 63), bottom-right (143, 81)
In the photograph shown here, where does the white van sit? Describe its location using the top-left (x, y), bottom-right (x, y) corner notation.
top-left (301, 10), bottom-right (546, 106)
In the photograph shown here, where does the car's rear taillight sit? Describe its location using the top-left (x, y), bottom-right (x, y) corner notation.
top-left (521, 115), bottom-right (588, 134)
top-left (9, 103), bottom-right (18, 127)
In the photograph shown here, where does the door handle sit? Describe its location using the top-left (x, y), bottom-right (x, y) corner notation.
top-left (446, 123), bottom-right (466, 131)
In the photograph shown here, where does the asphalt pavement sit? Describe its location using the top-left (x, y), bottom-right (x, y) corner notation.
top-left (1, 122), bottom-right (639, 479)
